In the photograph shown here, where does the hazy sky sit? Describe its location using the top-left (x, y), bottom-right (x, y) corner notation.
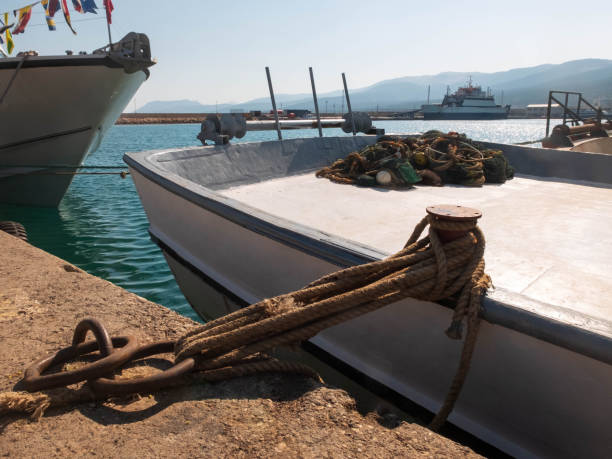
top-left (2, 0), bottom-right (610, 110)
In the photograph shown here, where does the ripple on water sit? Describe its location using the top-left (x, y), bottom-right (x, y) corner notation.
top-left (0, 120), bottom-right (554, 321)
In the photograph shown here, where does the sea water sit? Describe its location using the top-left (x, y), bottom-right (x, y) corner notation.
top-left (0, 119), bottom-right (552, 320)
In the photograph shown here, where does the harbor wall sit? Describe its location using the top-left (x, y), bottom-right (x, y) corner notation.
top-left (0, 230), bottom-right (478, 457)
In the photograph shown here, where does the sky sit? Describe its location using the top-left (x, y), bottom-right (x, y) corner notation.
top-left (1, 0), bottom-right (610, 110)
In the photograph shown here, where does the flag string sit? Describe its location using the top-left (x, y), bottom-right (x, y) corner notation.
top-left (0, 0), bottom-right (112, 54)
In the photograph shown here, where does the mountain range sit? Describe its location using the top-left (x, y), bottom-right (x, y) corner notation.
top-left (138, 59), bottom-right (612, 113)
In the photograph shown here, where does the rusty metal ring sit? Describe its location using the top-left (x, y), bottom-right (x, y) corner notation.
top-left (72, 318), bottom-right (114, 357)
top-left (88, 341), bottom-right (195, 396)
top-left (23, 336), bottom-right (139, 392)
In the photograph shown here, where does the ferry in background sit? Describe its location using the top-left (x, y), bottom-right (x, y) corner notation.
top-left (421, 79), bottom-right (510, 120)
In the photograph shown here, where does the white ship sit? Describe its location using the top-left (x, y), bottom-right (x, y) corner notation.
top-left (0, 32), bottom-right (154, 207)
top-left (126, 135), bottom-right (612, 458)
top-left (421, 79), bottom-right (510, 120)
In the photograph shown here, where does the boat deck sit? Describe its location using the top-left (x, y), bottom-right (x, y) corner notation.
top-left (221, 173), bottom-right (612, 336)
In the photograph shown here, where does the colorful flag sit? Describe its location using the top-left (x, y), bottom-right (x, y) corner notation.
top-left (48, 0), bottom-right (61, 17)
top-left (3, 13), bottom-right (14, 54)
top-left (103, 0), bottom-right (113, 24)
top-left (81, 0), bottom-right (98, 14)
top-left (41, 0), bottom-right (57, 30)
top-left (72, 0), bottom-right (83, 13)
top-left (12, 5), bottom-right (33, 35)
top-left (60, 0), bottom-right (77, 34)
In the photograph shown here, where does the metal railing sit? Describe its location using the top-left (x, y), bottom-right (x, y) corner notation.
top-left (545, 90), bottom-right (611, 137)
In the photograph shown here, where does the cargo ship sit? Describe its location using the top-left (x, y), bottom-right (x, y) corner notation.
top-left (421, 79), bottom-right (510, 120)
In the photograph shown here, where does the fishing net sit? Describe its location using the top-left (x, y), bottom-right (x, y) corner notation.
top-left (316, 131), bottom-right (514, 188)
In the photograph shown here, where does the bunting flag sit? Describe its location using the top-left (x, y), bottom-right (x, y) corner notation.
top-left (47, 0), bottom-right (61, 17)
top-left (81, 0), bottom-right (98, 14)
top-left (12, 5), bottom-right (33, 35)
top-left (0, 0), bottom-right (104, 43)
top-left (103, 0), bottom-right (113, 24)
top-left (0, 44), bottom-right (7, 57)
top-left (60, 0), bottom-right (77, 34)
top-left (3, 13), bottom-right (14, 54)
top-left (41, 0), bottom-right (57, 30)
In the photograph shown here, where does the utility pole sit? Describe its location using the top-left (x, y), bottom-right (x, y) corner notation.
top-left (427, 85), bottom-right (430, 104)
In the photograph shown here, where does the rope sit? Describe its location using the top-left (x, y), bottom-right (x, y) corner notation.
top-left (173, 213), bottom-right (490, 430)
top-left (0, 55), bottom-right (26, 105)
top-left (28, 171), bottom-right (129, 177)
top-left (513, 138), bottom-right (545, 145)
top-left (0, 165), bottom-right (129, 169)
top-left (2, 212), bottom-right (490, 432)
top-left (0, 165), bottom-right (129, 177)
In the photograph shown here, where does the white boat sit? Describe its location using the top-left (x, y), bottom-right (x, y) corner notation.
top-left (0, 33), bottom-right (154, 207)
top-left (421, 80), bottom-right (510, 120)
top-left (125, 135), bottom-right (612, 458)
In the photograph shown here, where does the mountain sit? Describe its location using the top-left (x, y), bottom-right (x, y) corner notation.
top-left (137, 59), bottom-right (612, 113)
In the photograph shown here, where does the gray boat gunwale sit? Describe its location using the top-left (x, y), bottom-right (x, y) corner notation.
top-left (124, 136), bottom-right (612, 366)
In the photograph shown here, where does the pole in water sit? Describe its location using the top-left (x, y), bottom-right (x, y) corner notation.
top-left (342, 73), bottom-right (356, 136)
top-left (265, 67), bottom-right (282, 141)
top-left (309, 67), bottom-right (323, 137)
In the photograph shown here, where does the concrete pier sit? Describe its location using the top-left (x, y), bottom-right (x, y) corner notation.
top-left (0, 231), bottom-right (478, 457)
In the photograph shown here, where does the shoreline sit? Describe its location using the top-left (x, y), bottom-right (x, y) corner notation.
top-left (116, 113), bottom-right (549, 125)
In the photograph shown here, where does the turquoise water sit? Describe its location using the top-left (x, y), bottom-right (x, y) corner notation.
top-left (0, 119), bottom-right (553, 320)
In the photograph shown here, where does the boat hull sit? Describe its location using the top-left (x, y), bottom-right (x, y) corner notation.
top-left (0, 55), bottom-right (147, 206)
top-left (126, 142), bottom-right (612, 458)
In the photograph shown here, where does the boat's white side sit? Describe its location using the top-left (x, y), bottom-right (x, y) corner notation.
top-left (125, 138), bottom-right (612, 458)
top-left (0, 52), bottom-right (148, 206)
top-left (570, 136), bottom-right (612, 154)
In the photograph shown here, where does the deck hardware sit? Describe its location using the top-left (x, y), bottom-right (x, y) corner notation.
top-left (426, 205), bottom-right (482, 243)
top-left (265, 67), bottom-right (282, 141)
top-left (309, 67), bottom-right (323, 138)
top-left (341, 73), bottom-right (356, 136)
top-left (89, 341), bottom-right (195, 396)
top-left (23, 332), bottom-right (138, 392)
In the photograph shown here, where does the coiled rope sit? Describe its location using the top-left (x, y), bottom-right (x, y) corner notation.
top-left (1, 209), bottom-right (490, 431)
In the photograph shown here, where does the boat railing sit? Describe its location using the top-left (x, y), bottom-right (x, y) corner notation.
top-left (545, 90), bottom-right (611, 137)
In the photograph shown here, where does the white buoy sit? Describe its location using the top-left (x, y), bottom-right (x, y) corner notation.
top-left (376, 169), bottom-right (393, 186)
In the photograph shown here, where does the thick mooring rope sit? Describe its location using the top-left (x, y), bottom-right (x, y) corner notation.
top-left (173, 213), bottom-right (490, 430)
top-left (1, 212), bottom-right (490, 431)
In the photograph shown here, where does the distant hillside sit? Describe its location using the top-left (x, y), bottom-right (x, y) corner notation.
top-left (138, 59), bottom-right (612, 113)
